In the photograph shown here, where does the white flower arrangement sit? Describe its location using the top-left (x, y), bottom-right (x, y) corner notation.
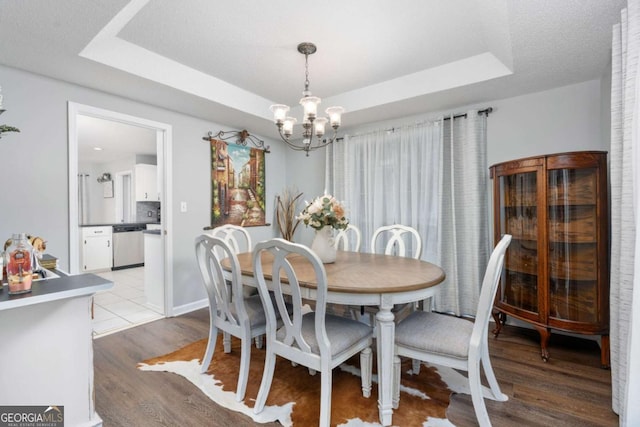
top-left (297, 192), bottom-right (349, 231)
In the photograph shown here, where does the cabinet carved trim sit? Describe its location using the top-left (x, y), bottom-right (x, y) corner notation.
top-left (490, 151), bottom-right (609, 368)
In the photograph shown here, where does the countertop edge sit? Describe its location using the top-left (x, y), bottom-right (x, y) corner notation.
top-left (0, 273), bottom-right (113, 311)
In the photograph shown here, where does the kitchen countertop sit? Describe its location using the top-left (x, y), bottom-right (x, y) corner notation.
top-left (79, 222), bottom-right (160, 227)
top-left (0, 270), bottom-right (113, 310)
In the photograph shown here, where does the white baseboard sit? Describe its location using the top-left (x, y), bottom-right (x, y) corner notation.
top-left (171, 298), bottom-right (208, 317)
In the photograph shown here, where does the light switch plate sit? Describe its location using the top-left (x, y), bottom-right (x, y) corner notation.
top-left (180, 201), bottom-right (187, 212)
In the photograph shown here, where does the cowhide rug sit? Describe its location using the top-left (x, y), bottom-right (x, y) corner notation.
top-left (139, 337), bottom-right (477, 426)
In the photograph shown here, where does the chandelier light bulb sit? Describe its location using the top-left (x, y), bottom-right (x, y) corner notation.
top-left (283, 117), bottom-right (297, 137)
top-left (314, 117), bottom-right (327, 137)
top-left (326, 106), bottom-right (344, 128)
top-left (300, 96), bottom-right (321, 121)
top-left (270, 104), bottom-right (290, 124)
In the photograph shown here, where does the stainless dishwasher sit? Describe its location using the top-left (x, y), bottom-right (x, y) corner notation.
top-left (112, 224), bottom-right (145, 269)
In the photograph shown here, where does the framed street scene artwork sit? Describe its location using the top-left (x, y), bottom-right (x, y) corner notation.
top-left (210, 139), bottom-right (266, 227)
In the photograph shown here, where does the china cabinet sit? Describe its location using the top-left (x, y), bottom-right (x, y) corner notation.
top-left (490, 151), bottom-right (609, 368)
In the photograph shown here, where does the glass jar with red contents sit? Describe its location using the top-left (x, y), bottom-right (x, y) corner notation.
top-left (5, 233), bottom-right (34, 294)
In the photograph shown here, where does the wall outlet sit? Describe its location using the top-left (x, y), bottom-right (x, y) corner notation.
top-left (147, 211), bottom-right (152, 217)
top-left (180, 201), bottom-right (187, 213)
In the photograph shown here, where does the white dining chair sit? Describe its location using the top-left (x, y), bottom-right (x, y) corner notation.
top-left (392, 234), bottom-right (512, 426)
top-left (252, 238), bottom-right (373, 427)
top-left (208, 224), bottom-right (257, 300)
top-left (370, 224), bottom-right (422, 260)
top-left (333, 224), bottom-right (362, 251)
top-left (207, 224), bottom-right (252, 254)
top-left (369, 224), bottom-right (424, 320)
top-left (194, 234), bottom-right (269, 402)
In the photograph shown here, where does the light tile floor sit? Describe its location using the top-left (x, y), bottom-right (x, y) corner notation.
top-left (92, 267), bottom-right (164, 337)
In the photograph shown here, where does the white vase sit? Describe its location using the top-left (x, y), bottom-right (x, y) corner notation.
top-left (311, 227), bottom-right (337, 264)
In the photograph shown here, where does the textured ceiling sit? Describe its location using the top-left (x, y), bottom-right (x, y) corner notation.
top-left (77, 115), bottom-right (156, 164)
top-left (0, 0), bottom-right (627, 141)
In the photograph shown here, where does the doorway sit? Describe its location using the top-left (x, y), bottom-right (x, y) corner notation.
top-left (68, 102), bottom-right (173, 319)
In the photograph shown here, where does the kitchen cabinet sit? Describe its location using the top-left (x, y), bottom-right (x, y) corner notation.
top-left (490, 151), bottom-right (609, 367)
top-left (81, 226), bottom-right (112, 272)
top-left (135, 164), bottom-right (159, 201)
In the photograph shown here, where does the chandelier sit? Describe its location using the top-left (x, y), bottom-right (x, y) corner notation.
top-left (270, 42), bottom-right (344, 156)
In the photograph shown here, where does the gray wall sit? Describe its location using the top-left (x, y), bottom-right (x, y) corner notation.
top-left (0, 64), bottom-right (286, 312)
top-left (282, 150), bottom-right (328, 246)
top-left (331, 78), bottom-right (607, 171)
top-left (486, 79), bottom-right (605, 166)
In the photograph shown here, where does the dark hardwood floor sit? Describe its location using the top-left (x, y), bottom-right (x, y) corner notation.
top-left (93, 309), bottom-right (618, 426)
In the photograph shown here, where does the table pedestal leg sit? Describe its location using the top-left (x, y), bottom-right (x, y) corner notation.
top-left (376, 299), bottom-right (395, 426)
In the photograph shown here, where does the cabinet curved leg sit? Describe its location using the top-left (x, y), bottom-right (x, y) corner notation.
top-left (601, 334), bottom-right (610, 369)
top-left (492, 311), bottom-right (506, 337)
top-left (534, 326), bottom-right (551, 362)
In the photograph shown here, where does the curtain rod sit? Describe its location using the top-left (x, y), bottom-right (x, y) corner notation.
top-left (443, 107), bottom-right (493, 121)
top-left (337, 107), bottom-right (493, 141)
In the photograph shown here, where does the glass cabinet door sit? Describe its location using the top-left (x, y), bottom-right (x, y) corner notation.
top-left (547, 168), bottom-right (598, 324)
top-left (498, 171), bottom-right (539, 315)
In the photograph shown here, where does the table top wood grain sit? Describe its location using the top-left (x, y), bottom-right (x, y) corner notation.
top-left (231, 250), bottom-right (445, 294)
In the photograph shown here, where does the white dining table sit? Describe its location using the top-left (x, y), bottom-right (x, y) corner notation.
top-left (227, 250), bottom-right (445, 426)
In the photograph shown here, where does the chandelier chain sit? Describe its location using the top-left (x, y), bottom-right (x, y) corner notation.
top-left (304, 53), bottom-right (310, 93)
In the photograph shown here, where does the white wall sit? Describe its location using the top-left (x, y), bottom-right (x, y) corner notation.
top-left (101, 155), bottom-right (136, 224)
top-left (283, 149), bottom-right (328, 246)
top-left (0, 64), bottom-right (286, 312)
top-left (487, 79), bottom-right (605, 166)
top-left (338, 79), bottom-right (606, 167)
top-left (78, 161), bottom-right (104, 224)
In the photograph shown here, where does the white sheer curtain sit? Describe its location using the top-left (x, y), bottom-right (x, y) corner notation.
top-left (328, 111), bottom-right (489, 316)
top-left (328, 122), bottom-right (441, 262)
top-left (78, 173), bottom-right (90, 225)
top-left (610, 2), bottom-right (640, 424)
top-left (435, 112), bottom-right (490, 316)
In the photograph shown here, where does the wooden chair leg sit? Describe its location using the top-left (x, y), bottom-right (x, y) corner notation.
top-left (361, 347), bottom-right (372, 398)
top-left (201, 326), bottom-right (218, 374)
top-left (223, 331), bottom-right (231, 353)
top-left (393, 355), bottom-right (401, 409)
top-left (254, 350), bottom-right (277, 414)
top-left (236, 337), bottom-right (252, 402)
top-left (319, 369), bottom-right (333, 427)
top-left (481, 343), bottom-right (508, 401)
top-left (412, 359), bottom-right (421, 375)
top-left (469, 358), bottom-right (491, 427)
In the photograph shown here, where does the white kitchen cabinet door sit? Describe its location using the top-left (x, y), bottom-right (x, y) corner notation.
top-left (81, 227), bottom-right (112, 272)
top-left (135, 164), bottom-right (158, 202)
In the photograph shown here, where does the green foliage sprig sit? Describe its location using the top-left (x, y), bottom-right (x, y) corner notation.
top-left (0, 125), bottom-right (20, 139)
